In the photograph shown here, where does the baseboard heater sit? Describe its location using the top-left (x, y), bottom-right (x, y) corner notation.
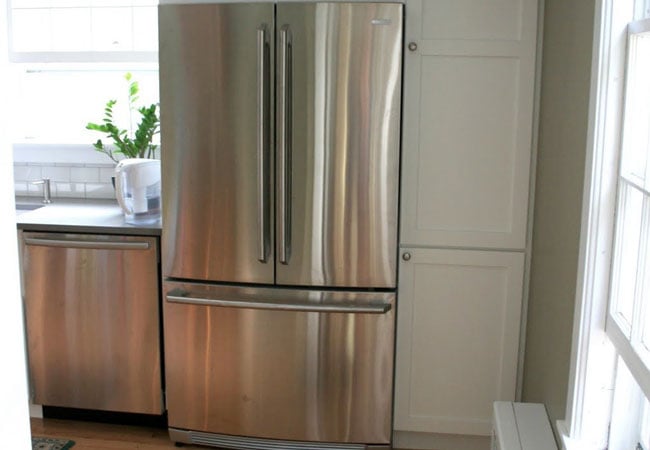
top-left (492, 402), bottom-right (558, 450)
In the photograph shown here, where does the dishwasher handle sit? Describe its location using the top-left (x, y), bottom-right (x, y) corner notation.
top-left (24, 237), bottom-right (150, 251)
top-left (166, 289), bottom-right (392, 314)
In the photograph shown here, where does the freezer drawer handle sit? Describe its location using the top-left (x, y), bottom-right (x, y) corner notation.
top-left (257, 25), bottom-right (270, 263)
top-left (24, 237), bottom-right (150, 250)
top-left (166, 290), bottom-right (391, 314)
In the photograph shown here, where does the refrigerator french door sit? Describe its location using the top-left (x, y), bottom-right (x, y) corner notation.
top-left (159, 3), bottom-right (402, 449)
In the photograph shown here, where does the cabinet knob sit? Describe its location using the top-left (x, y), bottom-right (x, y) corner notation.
top-left (408, 42), bottom-right (418, 52)
top-left (402, 252), bottom-right (412, 261)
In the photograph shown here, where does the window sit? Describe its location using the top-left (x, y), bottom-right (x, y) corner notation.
top-left (606, 17), bottom-right (650, 449)
top-left (609, 18), bottom-right (650, 393)
top-left (561, 1), bottom-right (650, 449)
top-left (8, 0), bottom-right (158, 61)
top-left (6, 0), bottom-right (159, 159)
top-left (10, 64), bottom-right (159, 145)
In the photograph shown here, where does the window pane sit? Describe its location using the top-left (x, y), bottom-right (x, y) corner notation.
top-left (91, 7), bottom-right (133, 51)
top-left (608, 357), bottom-right (649, 449)
top-left (51, 8), bottom-right (92, 51)
top-left (11, 66), bottom-right (159, 145)
top-left (51, 0), bottom-right (90, 7)
top-left (11, 9), bottom-right (51, 51)
top-left (642, 396), bottom-right (650, 449)
top-left (621, 33), bottom-right (650, 187)
top-left (611, 182), bottom-right (645, 332)
top-left (643, 269), bottom-right (650, 353)
top-left (91, 0), bottom-right (132, 6)
top-left (12, 0), bottom-right (51, 8)
top-left (132, 6), bottom-right (157, 51)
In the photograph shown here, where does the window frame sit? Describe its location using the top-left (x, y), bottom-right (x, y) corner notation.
top-left (606, 20), bottom-right (650, 403)
top-left (560, 0), bottom-right (650, 448)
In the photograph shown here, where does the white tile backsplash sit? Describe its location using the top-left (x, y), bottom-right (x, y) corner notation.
top-left (41, 166), bottom-right (71, 182)
top-left (14, 182), bottom-right (28, 196)
top-left (13, 165), bottom-right (42, 182)
top-left (54, 182), bottom-right (87, 198)
top-left (100, 167), bottom-right (115, 182)
top-left (70, 167), bottom-right (100, 183)
top-left (85, 183), bottom-right (115, 199)
top-left (14, 162), bottom-right (115, 200)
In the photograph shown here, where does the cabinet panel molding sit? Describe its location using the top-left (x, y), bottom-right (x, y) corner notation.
top-left (394, 248), bottom-right (525, 435)
top-left (400, 0), bottom-right (537, 250)
top-left (421, 0), bottom-right (524, 42)
top-left (415, 55), bottom-right (521, 240)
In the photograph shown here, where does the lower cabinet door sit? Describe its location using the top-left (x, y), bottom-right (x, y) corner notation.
top-left (394, 248), bottom-right (525, 436)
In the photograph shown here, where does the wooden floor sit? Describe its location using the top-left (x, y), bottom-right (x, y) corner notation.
top-left (31, 418), bottom-right (201, 449)
top-left (31, 418), bottom-right (411, 450)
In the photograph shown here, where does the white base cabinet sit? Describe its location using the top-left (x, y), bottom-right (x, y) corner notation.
top-left (394, 248), bottom-right (525, 436)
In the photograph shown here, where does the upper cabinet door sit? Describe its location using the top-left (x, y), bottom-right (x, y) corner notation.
top-left (275, 3), bottom-right (403, 288)
top-left (400, 0), bottom-right (538, 250)
top-left (159, 3), bottom-right (275, 284)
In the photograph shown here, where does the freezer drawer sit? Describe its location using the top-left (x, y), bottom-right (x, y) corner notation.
top-left (163, 281), bottom-right (395, 444)
top-left (21, 232), bottom-right (163, 414)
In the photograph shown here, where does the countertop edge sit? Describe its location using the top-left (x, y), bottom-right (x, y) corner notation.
top-left (17, 222), bottom-right (162, 237)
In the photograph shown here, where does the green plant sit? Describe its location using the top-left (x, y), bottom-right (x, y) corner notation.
top-left (86, 73), bottom-right (160, 163)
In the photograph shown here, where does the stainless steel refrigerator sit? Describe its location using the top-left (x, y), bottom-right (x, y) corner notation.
top-left (158, 3), bottom-right (403, 449)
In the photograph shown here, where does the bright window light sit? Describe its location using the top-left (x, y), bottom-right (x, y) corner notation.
top-left (10, 64), bottom-right (159, 144)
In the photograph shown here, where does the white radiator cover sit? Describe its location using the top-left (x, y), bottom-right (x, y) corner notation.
top-left (492, 402), bottom-right (558, 450)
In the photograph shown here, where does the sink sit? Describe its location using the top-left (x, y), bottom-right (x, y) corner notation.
top-left (16, 203), bottom-right (45, 212)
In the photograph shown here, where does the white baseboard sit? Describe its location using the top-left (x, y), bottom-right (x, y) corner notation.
top-left (393, 430), bottom-right (491, 450)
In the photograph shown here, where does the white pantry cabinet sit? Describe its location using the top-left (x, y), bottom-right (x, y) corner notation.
top-left (394, 0), bottom-right (538, 442)
top-left (399, 0), bottom-right (538, 250)
top-left (394, 248), bottom-right (525, 436)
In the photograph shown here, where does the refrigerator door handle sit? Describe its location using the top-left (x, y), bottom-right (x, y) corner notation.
top-left (257, 25), bottom-right (269, 263)
top-left (166, 290), bottom-right (392, 314)
top-left (278, 25), bottom-right (292, 265)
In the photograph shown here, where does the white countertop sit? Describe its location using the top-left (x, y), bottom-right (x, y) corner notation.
top-left (15, 197), bottom-right (161, 236)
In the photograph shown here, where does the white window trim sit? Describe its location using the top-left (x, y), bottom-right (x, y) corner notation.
top-left (558, 0), bottom-right (633, 448)
top-left (9, 51), bottom-right (158, 64)
top-left (12, 143), bottom-right (117, 165)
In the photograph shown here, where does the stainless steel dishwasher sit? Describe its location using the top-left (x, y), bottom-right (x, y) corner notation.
top-left (20, 231), bottom-right (163, 414)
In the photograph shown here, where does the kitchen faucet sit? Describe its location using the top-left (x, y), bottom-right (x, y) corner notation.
top-left (32, 178), bottom-right (51, 204)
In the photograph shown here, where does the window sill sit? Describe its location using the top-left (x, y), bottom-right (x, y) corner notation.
top-left (13, 143), bottom-right (116, 165)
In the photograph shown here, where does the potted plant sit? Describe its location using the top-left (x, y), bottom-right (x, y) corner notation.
top-left (86, 73), bottom-right (162, 223)
top-left (86, 72), bottom-right (160, 162)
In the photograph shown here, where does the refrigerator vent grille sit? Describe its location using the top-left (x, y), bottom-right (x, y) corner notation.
top-left (187, 430), bottom-right (367, 450)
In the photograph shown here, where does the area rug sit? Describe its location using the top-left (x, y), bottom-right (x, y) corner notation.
top-left (32, 436), bottom-right (75, 450)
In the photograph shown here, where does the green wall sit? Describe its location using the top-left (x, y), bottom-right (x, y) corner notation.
top-left (523, 0), bottom-right (596, 425)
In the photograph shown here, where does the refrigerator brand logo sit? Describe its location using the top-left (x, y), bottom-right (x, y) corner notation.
top-left (371, 18), bottom-right (392, 26)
